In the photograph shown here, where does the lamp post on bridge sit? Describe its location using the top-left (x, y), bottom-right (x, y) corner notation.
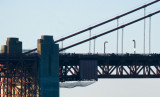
top-left (104, 41), bottom-right (108, 54)
top-left (132, 40), bottom-right (136, 54)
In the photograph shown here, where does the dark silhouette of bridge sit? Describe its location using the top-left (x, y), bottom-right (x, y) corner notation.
top-left (0, 0), bottom-right (160, 97)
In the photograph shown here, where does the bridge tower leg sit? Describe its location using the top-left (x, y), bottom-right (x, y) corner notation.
top-left (37, 35), bottom-right (59, 97)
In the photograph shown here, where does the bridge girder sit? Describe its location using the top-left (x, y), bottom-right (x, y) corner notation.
top-left (59, 54), bottom-right (160, 82)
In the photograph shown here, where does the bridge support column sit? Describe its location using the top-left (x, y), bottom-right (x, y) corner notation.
top-left (37, 35), bottom-right (59, 97)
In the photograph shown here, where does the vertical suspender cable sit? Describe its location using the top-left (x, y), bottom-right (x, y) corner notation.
top-left (144, 8), bottom-right (146, 54)
top-left (149, 17), bottom-right (151, 54)
top-left (122, 28), bottom-right (124, 54)
top-left (117, 19), bottom-right (119, 54)
top-left (62, 41), bottom-right (63, 53)
top-left (89, 30), bottom-right (91, 53)
top-left (94, 39), bottom-right (96, 54)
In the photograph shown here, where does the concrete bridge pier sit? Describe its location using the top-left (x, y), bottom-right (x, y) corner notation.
top-left (37, 35), bottom-right (59, 97)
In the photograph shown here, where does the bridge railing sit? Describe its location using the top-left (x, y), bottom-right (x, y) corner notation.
top-left (59, 53), bottom-right (160, 57)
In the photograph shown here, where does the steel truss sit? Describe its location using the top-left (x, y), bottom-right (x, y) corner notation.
top-left (0, 54), bottom-right (39, 97)
top-left (98, 65), bottom-right (160, 78)
top-left (59, 53), bottom-right (160, 81)
top-left (59, 65), bottom-right (80, 82)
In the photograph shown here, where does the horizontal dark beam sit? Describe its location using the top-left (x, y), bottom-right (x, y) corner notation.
top-left (98, 75), bottom-right (160, 78)
top-left (59, 53), bottom-right (160, 81)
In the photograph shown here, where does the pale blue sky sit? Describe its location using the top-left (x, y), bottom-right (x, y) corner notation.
top-left (1, 0), bottom-right (160, 97)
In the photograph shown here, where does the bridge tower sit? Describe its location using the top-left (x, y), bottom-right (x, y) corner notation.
top-left (37, 35), bottom-right (59, 97)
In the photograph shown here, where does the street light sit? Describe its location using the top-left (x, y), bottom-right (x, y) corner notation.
top-left (132, 40), bottom-right (136, 54)
top-left (104, 41), bottom-right (108, 54)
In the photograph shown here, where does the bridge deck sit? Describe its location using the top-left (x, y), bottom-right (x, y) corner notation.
top-left (59, 53), bottom-right (160, 81)
top-left (1, 53), bottom-right (160, 82)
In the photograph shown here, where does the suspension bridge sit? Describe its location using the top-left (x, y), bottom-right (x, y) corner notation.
top-left (0, 0), bottom-right (160, 97)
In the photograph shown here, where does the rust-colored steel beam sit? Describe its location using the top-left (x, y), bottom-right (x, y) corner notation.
top-left (0, 54), bottom-right (39, 96)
